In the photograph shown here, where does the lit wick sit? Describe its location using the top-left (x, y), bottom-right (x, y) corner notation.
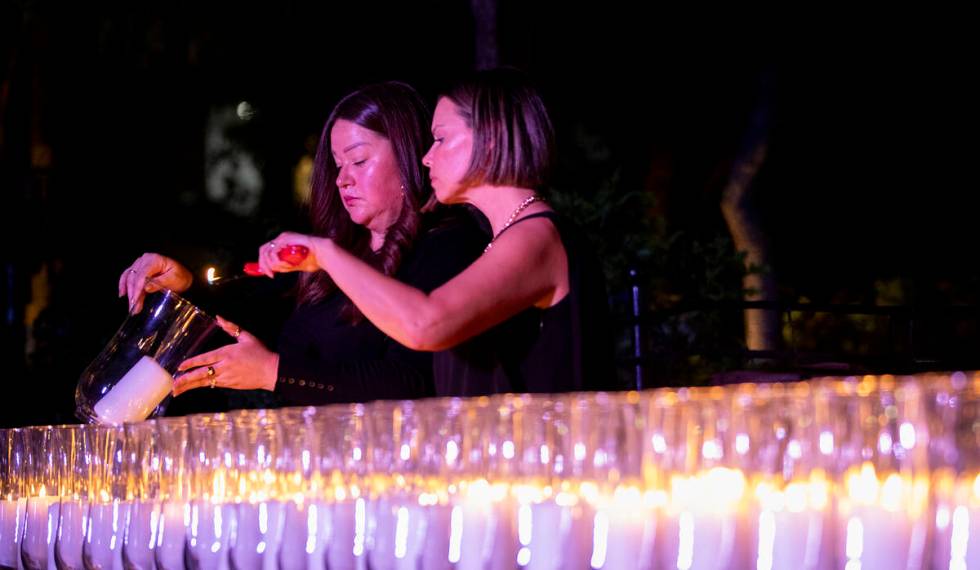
top-left (205, 266), bottom-right (245, 286)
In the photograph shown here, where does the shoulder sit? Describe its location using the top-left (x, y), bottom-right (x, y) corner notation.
top-left (397, 207), bottom-right (489, 291)
top-left (415, 206), bottom-right (490, 256)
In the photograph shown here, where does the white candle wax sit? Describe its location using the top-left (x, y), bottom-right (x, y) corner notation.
top-left (154, 501), bottom-right (186, 570)
top-left (21, 496), bottom-right (60, 570)
top-left (453, 497), bottom-right (517, 570)
top-left (592, 504), bottom-right (656, 570)
top-left (365, 497), bottom-right (426, 570)
top-left (93, 356), bottom-right (173, 425)
top-left (324, 500), bottom-right (365, 570)
top-left (657, 510), bottom-right (745, 570)
top-left (277, 500), bottom-right (329, 570)
top-left (935, 504), bottom-right (980, 569)
top-left (418, 504), bottom-right (452, 570)
top-left (839, 505), bottom-right (924, 570)
top-left (751, 509), bottom-right (833, 570)
top-left (122, 499), bottom-right (159, 570)
top-left (231, 501), bottom-right (285, 570)
top-left (84, 501), bottom-right (128, 570)
top-left (524, 500), bottom-right (593, 570)
top-left (185, 501), bottom-right (232, 570)
top-left (0, 498), bottom-right (26, 570)
top-left (54, 500), bottom-right (87, 570)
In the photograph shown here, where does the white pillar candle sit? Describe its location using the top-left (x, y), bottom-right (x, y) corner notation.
top-left (277, 500), bottom-right (329, 570)
top-left (591, 497), bottom-right (656, 570)
top-left (932, 475), bottom-right (980, 570)
top-left (231, 501), bottom-right (285, 570)
top-left (365, 496), bottom-right (426, 570)
top-left (84, 501), bottom-right (128, 570)
top-left (154, 501), bottom-right (186, 570)
top-left (452, 491), bottom-right (517, 570)
top-left (840, 505), bottom-right (923, 570)
top-left (748, 480), bottom-right (834, 570)
top-left (54, 500), bottom-right (87, 570)
top-left (93, 356), bottom-right (174, 425)
top-left (20, 496), bottom-right (60, 570)
top-left (751, 509), bottom-right (833, 570)
top-left (521, 498), bottom-right (594, 570)
top-left (837, 466), bottom-right (928, 570)
top-left (185, 501), bottom-right (232, 570)
top-left (418, 504), bottom-right (452, 570)
top-left (122, 500), bottom-right (159, 570)
top-left (0, 498), bottom-right (26, 570)
top-left (323, 500), bottom-right (365, 570)
top-left (657, 510), bottom-right (744, 570)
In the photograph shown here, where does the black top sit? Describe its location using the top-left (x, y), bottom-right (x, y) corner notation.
top-left (433, 212), bottom-right (618, 396)
top-left (274, 210), bottom-right (486, 405)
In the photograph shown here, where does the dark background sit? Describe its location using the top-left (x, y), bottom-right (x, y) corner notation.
top-left (1, 2), bottom-right (973, 426)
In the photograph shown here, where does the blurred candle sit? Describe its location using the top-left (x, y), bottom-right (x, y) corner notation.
top-left (0, 497), bottom-right (26, 570)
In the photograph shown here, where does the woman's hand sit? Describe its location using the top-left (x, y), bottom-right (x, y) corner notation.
top-left (257, 232), bottom-right (327, 277)
top-left (173, 316), bottom-right (279, 396)
top-left (118, 253), bottom-right (193, 314)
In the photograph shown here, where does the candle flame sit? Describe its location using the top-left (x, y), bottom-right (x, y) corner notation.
top-left (206, 267), bottom-right (217, 284)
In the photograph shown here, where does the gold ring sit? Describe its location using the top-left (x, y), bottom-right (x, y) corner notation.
top-left (233, 326), bottom-right (241, 338)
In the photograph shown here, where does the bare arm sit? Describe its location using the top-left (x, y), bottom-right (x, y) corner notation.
top-left (259, 219), bottom-right (566, 351)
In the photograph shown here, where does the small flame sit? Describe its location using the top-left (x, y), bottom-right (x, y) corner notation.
top-left (206, 267), bottom-right (217, 284)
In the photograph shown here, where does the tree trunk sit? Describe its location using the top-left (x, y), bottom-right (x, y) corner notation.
top-left (720, 73), bottom-right (780, 355)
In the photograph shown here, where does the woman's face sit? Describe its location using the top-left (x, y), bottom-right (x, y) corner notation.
top-left (422, 97), bottom-right (473, 204)
top-left (330, 119), bottom-right (404, 234)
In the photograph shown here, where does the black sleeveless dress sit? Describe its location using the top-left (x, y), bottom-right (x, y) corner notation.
top-left (433, 212), bottom-right (618, 396)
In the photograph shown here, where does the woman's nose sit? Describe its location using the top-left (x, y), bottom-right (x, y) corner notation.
top-left (337, 167), bottom-right (353, 188)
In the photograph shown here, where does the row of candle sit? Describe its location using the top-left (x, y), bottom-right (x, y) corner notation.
top-left (2, 373), bottom-right (979, 569)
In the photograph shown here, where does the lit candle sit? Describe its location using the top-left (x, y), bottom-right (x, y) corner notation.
top-left (93, 356), bottom-right (173, 425)
top-left (749, 475), bottom-right (833, 570)
top-left (521, 484), bottom-right (593, 570)
top-left (0, 496), bottom-right (26, 570)
top-left (84, 498), bottom-right (128, 570)
top-left (185, 500), bottom-right (233, 570)
top-left (155, 501), bottom-right (187, 570)
top-left (55, 498), bottom-right (87, 570)
top-left (588, 485), bottom-right (656, 570)
top-left (449, 479), bottom-right (516, 570)
top-left (324, 494), bottom-right (364, 570)
top-left (278, 498), bottom-right (329, 570)
top-left (21, 492), bottom-right (60, 570)
top-left (122, 499), bottom-right (159, 570)
top-left (364, 494), bottom-right (427, 570)
top-left (837, 463), bottom-right (929, 570)
top-left (656, 468), bottom-right (750, 570)
top-left (231, 500), bottom-right (285, 570)
top-left (417, 500), bottom-right (452, 570)
top-left (932, 472), bottom-right (980, 569)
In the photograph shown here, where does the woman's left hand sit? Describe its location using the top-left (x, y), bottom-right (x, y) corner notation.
top-left (173, 316), bottom-right (279, 396)
top-left (257, 232), bottom-right (325, 277)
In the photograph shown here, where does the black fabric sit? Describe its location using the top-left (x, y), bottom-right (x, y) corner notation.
top-left (433, 212), bottom-right (619, 397)
top-left (274, 208), bottom-right (486, 405)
